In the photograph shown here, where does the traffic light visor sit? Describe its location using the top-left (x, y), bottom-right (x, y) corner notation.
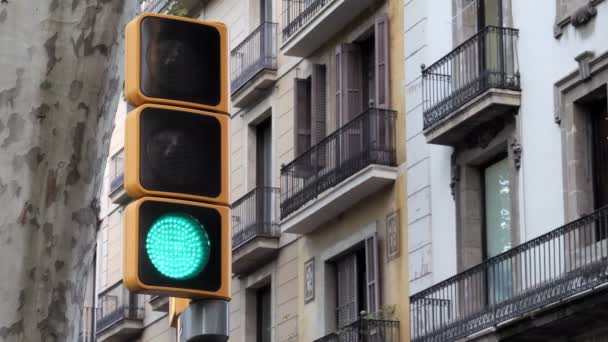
top-left (124, 104), bottom-right (230, 205)
top-left (125, 13), bottom-right (229, 114)
top-left (124, 197), bottom-right (231, 299)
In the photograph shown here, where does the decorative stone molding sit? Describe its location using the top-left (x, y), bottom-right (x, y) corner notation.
top-left (464, 118), bottom-right (506, 149)
top-left (575, 51), bottom-right (595, 81)
top-left (571, 3), bottom-right (598, 27)
top-left (554, 0), bottom-right (604, 38)
top-left (510, 138), bottom-right (522, 170)
top-left (554, 50), bottom-right (608, 124)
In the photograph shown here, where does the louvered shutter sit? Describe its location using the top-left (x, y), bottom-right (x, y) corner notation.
top-left (336, 44), bottom-right (363, 167)
top-left (375, 14), bottom-right (390, 110)
top-left (294, 78), bottom-right (311, 157)
top-left (336, 253), bottom-right (358, 329)
top-left (311, 64), bottom-right (327, 168)
top-left (365, 233), bottom-right (380, 314)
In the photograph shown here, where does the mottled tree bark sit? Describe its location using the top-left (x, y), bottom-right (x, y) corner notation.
top-left (0, 0), bottom-right (134, 340)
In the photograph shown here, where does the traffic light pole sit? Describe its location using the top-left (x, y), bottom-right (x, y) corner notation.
top-left (180, 299), bottom-right (229, 342)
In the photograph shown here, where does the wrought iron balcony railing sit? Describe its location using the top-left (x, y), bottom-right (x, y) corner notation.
top-left (282, 0), bottom-right (336, 42)
top-left (109, 149), bottom-right (124, 194)
top-left (110, 174), bottom-right (124, 194)
top-left (232, 187), bottom-right (280, 250)
top-left (231, 22), bottom-right (278, 94)
top-left (280, 108), bottom-right (396, 219)
top-left (422, 26), bottom-right (520, 130)
top-left (138, 0), bottom-right (172, 14)
top-left (78, 306), bottom-right (96, 342)
top-left (410, 206), bottom-right (608, 342)
top-left (313, 318), bottom-right (400, 342)
top-left (96, 282), bottom-right (144, 333)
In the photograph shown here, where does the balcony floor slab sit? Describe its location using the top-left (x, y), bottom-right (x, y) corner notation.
top-left (281, 164), bottom-right (397, 235)
top-left (423, 88), bottom-right (521, 146)
top-left (232, 237), bottom-right (280, 275)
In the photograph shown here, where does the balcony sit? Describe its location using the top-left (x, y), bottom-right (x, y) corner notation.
top-left (108, 149), bottom-right (129, 204)
top-left (314, 318), bottom-right (400, 342)
top-left (231, 22), bottom-right (278, 108)
top-left (78, 306), bottom-right (96, 342)
top-left (281, 0), bottom-right (375, 57)
top-left (410, 206), bottom-right (608, 342)
top-left (96, 282), bottom-right (144, 342)
top-left (281, 108), bottom-right (397, 234)
top-left (422, 26), bottom-right (520, 146)
top-left (231, 187), bottom-right (281, 275)
top-left (137, 0), bottom-right (203, 15)
top-left (148, 295), bottom-right (169, 312)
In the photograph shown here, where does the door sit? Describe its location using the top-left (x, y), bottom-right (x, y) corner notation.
top-left (256, 119), bottom-right (272, 232)
top-left (478, 0), bottom-right (504, 86)
top-left (483, 157), bottom-right (512, 304)
top-left (256, 286), bottom-right (271, 342)
top-left (591, 98), bottom-right (608, 240)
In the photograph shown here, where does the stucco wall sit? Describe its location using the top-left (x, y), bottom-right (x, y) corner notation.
top-left (406, 0), bottom-right (608, 296)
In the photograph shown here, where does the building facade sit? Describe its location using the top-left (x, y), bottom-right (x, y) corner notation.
top-left (82, 0), bottom-right (409, 341)
top-left (406, 0), bottom-right (608, 341)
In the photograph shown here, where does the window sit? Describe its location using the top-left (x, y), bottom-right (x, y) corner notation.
top-left (294, 64), bottom-right (327, 157)
top-left (335, 15), bottom-right (390, 128)
top-left (256, 286), bottom-right (271, 342)
top-left (590, 98), bottom-right (608, 212)
top-left (334, 234), bottom-right (379, 328)
top-left (483, 157), bottom-right (513, 303)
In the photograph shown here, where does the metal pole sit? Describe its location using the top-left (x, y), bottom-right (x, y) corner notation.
top-left (179, 299), bottom-right (230, 342)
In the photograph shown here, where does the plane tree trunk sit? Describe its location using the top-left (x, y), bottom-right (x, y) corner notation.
top-left (0, 0), bottom-right (134, 340)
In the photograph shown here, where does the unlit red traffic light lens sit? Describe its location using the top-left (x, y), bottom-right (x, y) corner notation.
top-left (145, 213), bottom-right (211, 280)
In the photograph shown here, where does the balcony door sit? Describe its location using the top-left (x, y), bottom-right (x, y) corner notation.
top-left (590, 96), bottom-right (608, 240)
top-left (256, 286), bottom-right (271, 342)
top-left (477, 0), bottom-right (504, 86)
top-left (483, 157), bottom-right (512, 304)
top-left (256, 118), bottom-right (272, 231)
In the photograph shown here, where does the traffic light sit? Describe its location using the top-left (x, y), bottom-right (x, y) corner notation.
top-left (124, 197), bottom-right (230, 299)
top-left (125, 13), bottom-right (229, 114)
top-left (123, 13), bottom-right (231, 302)
top-left (124, 104), bottom-right (229, 204)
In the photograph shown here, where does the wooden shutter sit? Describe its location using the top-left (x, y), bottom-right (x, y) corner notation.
top-left (336, 253), bottom-right (358, 328)
top-left (375, 14), bottom-right (390, 110)
top-left (294, 78), bottom-right (311, 157)
top-left (365, 233), bottom-right (380, 314)
top-left (343, 44), bottom-right (363, 122)
top-left (311, 64), bottom-right (327, 168)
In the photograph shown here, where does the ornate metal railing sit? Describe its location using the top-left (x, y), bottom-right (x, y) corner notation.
top-left (78, 306), bottom-right (96, 342)
top-left (313, 318), bottom-right (400, 342)
top-left (96, 282), bottom-right (144, 333)
top-left (231, 22), bottom-right (278, 94)
top-left (109, 149), bottom-right (124, 194)
top-left (280, 108), bottom-right (396, 218)
top-left (232, 187), bottom-right (281, 250)
top-left (422, 26), bottom-right (520, 130)
top-left (138, 0), bottom-right (173, 14)
top-left (410, 206), bottom-right (608, 342)
top-left (282, 0), bottom-right (336, 42)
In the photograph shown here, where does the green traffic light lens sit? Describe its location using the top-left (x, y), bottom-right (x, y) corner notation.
top-left (146, 212), bottom-right (211, 280)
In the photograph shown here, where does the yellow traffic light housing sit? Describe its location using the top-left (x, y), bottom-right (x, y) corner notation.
top-left (124, 197), bottom-right (231, 299)
top-left (125, 13), bottom-right (229, 114)
top-left (124, 103), bottom-right (229, 204)
top-left (169, 297), bottom-right (191, 328)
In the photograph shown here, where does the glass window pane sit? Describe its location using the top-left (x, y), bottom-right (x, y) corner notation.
top-left (484, 157), bottom-right (512, 257)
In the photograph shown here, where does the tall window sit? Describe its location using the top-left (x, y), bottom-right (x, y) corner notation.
top-left (483, 157), bottom-right (512, 303)
top-left (334, 234), bottom-right (379, 329)
top-left (256, 119), bottom-right (272, 226)
top-left (590, 97), bottom-right (608, 241)
top-left (591, 99), bottom-right (608, 211)
top-left (256, 286), bottom-right (271, 342)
